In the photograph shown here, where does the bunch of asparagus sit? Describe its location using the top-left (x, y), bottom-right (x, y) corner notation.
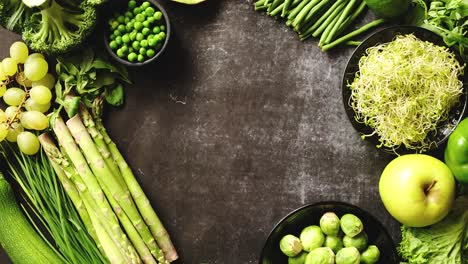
top-left (254, 0), bottom-right (386, 50)
top-left (38, 97), bottom-right (177, 264)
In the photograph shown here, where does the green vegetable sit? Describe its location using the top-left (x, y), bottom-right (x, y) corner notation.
top-left (363, 0), bottom-right (411, 18)
top-left (335, 247), bottom-right (360, 264)
top-left (0, 171), bottom-right (65, 264)
top-left (280, 234), bottom-right (303, 257)
top-left (305, 247), bottom-right (335, 264)
top-left (349, 34), bottom-right (464, 152)
top-left (319, 212), bottom-right (340, 236)
top-left (342, 232), bottom-right (368, 252)
top-left (170, 0), bottom-right (206, 4)
top-left (361, 245), bottom-right (380, 264)
top-left (340, 214), bottom-right (363, 237)
top-left (445, 118), bottom-right (468, 184)
top-left (300, 225), bottom-right (325, 252)
top-left (399, 196), bottom-right (468, 264)
top-left (288, 251), bottom-right (308, 264)
top-left (0, 0), bottom-right (31, 34)
top-left (323, 235), bottom-right (343, 253)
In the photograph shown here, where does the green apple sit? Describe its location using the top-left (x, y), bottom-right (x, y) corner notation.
top-left (379, 154), bottom-right (455, 227)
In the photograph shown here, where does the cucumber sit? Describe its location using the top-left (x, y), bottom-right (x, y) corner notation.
top-left (0, 172), bottom-right (64, 264)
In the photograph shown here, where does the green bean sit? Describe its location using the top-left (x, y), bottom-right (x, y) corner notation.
top-left (312, 2), bottom-right (346, 38)
top-left (345, 40), bottom-right (361, 46)
top-left (268, 0), bottom-right (285, 13)
top-left (287, 0), bottom-right (311, 21)
top-left (335, 1), bottom-right (367, 37)
top-left (282, 0), bottom-right (293, 17)
top-left (270, 2), bottom-right (285, 16)
top-left (319, 9), bottom-right (343, 46)
top-left (324, 0), bottom-right (357, 44)
top-left (302, 0), bottom-right (333, 26)
top-left (301, 0), bottom-right (346, 36)
top-left (255, 0), bottom-right (266, 8)
top-left (292, 0), bottom-right (321, 29)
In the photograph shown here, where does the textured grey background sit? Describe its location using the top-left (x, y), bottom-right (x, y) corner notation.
top-left (0, 1), bottom-right (403, 263)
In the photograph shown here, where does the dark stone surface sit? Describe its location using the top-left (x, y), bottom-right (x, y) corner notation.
top-left (0, 1), bottom-right (403, 263)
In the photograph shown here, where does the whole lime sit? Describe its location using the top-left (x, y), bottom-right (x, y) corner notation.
top-left (364, 0), bottom-right (411, 18)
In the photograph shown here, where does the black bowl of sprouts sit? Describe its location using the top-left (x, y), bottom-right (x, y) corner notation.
top-left (342, 26), bottom-right (468, 155)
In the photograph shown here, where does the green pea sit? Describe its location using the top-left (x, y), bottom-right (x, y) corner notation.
top-left (126, 23), bottom-right (133, 32)
top-left (135, 33), bottom-right (143, 41)
top-left (115, 36), bottom-right (122, 45)
top-left (109, 40), bottom-right (118, 50)
top-left (108, 19), bottom-right (116, 26)
top-left (143, 21), bottom-right (150, 28)
top-left (141, 1), bottom-right (150, 8)
top-left (130, 31), bottom-right (137, 41)
top-left (125, 17), bottom-right (130, 23)
top-left (133, 7), bottom-right (141, 15)
top-left (128, 0), bottom-right (137, 9)
top-left (117, 24), bottom-right (125, 33)
top-left (129, 47), bottom-right (134, 53)
top-left (154, 11), bottom-right (162, 21)
top-left (128, 52), bottom-right (138, 62)
top-left (134, 21), bottom-right (143, 30)
top-left (117, 15), bottom-right (125, 23)
top-left (155, 42), bottom-right (162, 50)
top-left (146, 49), bottom-right (155, 57)
top-left (132, 41), bottom-right (140, 50)
top-left (139, 47), bottom-right (147, 55)
top-left (160, 25), bottom-right (166, 31)
top-left (111, 21), bottom-right (119, 30)
top-left (142, 28), bottom-right (150, 36)
top-left (158, 31), bottom-right (166, 40)
top-left (122, 34), bottom-right (130, 43)
top-left (110, 34), bottom-right (116, 40)
top-left (145, 7), bottom-right (155, 16)
top-left (135, 14), bottom-right (145, 22)
top-left (140, 40), bottom-right (148, 47)
top-left (121, 45), bottom-right (129, 53)
top-left (137, 54), bottom-right (145, 62)
top-left (148, 38), bottom-right (157, 47)
top-left (125, 11), bottom-right (133, 18)
top-left (153, 27), bottom-right (160, 34)
top-left (147, 34), bottom-right (154, 40)
top-left (148, 17), bottom-right (155, 24)
top-left (116, 48), bottom-right (125, 58)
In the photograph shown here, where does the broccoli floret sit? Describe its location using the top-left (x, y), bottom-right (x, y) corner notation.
top-left (0, 0), bottom-right (30, 33)
top-left (22, 0), bottom-right (97, 55)
top-left (85, 0), bottom-right (106, 6)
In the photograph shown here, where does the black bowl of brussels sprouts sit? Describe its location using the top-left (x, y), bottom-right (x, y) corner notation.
top-left (259, 202), bottom-right (398, 264)
top-left (104, 0), bottom-right (171, 66)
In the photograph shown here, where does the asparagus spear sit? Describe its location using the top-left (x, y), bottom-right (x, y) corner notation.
top-left (92, 98), bottom-right (178, 262)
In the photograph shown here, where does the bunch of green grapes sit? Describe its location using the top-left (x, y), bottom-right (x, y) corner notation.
top-left (0, 41), bottom-right (55, 155)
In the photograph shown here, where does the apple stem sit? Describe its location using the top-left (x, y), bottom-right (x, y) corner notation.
top-left (424, 180), bottom-right (437, 195)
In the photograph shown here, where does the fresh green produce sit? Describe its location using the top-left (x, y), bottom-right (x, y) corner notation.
top-left (445, 118), bottom-right (468, 184)
top-left (0, 0), bottom-right (101, 55)
top-left (1, 144), bottom-right (107, 264)
top-left (340, 214), bottom-right (363, 237)
top-left (254, 0), bottom-right (386, 50)
top-left (305, 247), bottom-right (335, 264)
top-left (409, 0), bottom-right (468, 59)
top-left (323, 236), bottom-right (343, 253)
top-left (288, 251), bottom-right (308, 264)
top-left (399, 196), bottom-right (468, 263)
top-left (342, 232), bottom-right (367, 252)
top-left (280, 234), bottom-right (303, 257)
top-left (279, 212), bottom-right (380, 263)
top-left (0, 41), bottom-right (55, 155)
top-left (349, 34), bottom-right (464, 152)
top-left (300, 225), bottom-right (325, 252)
top-left (335, 247), bottom-right (360, 264)
top-left (171, 0), bottom-right (205, 3)
top-left (380, 154), bottom-right (456, 227)
top-left (320, 212), bottom-right (340, 236)
top-left (108, 0), bottom-right (168, 63)
top-left (364, 0), bottom-right (411, 18)
top-left (360, 245), bottom-right (380, 264)
top-left (0, 171), bottom-right (65, 264)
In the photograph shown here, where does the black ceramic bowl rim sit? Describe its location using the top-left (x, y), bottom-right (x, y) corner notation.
top-left (258, 201), bottom-right (399, 264)
top-left (104, 0), bottom-right (171, 66)
top-left (342, 25), bottom-right (468, 155)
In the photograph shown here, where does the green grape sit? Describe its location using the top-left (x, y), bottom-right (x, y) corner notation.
top-left (5, 106), bottom-right (19, 120)
top-left (32, 73), bottom-right (56, 89)
top-left (0, 109), bottom-right (6, 123)
top-left (2, 58), bottom-right (18, 76)
top-left (20, 111), bottom-right (48, 130)
top-left (17, 131), bottom-right (40, 155)
top-left (25, 98), bottom-right (51, 113)
top-left (30, 85), bottom-right (52, 104)
top-left (0, 123), bottom-right (8, 142)
top-left (10, 41), bottom-right (29, 64)
top-left (0, 66), bottom-right (6, 81)
top-left (15, 72), bottom-right (33, 87)
top-left (3, 88), bottom-right (26, 106)
top-left (24, 53), bottom-right (44, 65)
top-left (6, 122), bottom-right (23, 142)
top-left (24, 58), bottom-right (48, 81)
top-left (0, 83), bottom-right (6, 97)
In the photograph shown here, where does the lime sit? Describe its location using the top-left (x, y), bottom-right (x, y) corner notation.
top-left (364, 0), bottom-right (411, 18)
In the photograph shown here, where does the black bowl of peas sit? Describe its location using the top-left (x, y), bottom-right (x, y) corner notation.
top-left (105, 0), bottom-right (170, 66)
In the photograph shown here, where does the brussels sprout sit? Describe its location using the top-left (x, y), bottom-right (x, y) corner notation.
top-left (340, 214), bottom-right (363, 237)
top-left (288, 251), bottom-right (308, 264)
top-left (320, 212), bottom-right (341, 236)
top-left (343, 232), bottom-right (368, 252)
top-left (300, 225), bottom-right (325, 252)
top-left (280, 234), bottom-right (303, 257)
top-left (324, 235), bottom-right (343, 253)
top-left (335, 247), bottom-right (360, 264)
top-left (305, 247), bottom-right (334, 264)
top-left (361, 245), bottom-right (380, 264)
